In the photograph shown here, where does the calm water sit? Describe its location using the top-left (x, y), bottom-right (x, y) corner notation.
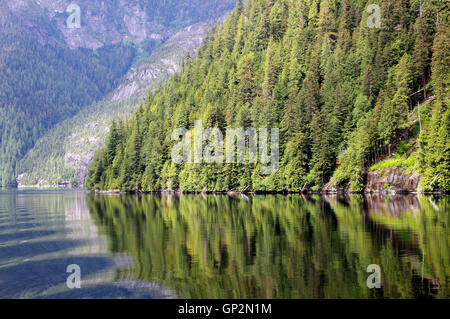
top-left (0, 190), bottom-right (448, 299)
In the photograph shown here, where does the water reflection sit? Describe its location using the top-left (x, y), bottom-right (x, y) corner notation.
top-left (0, 191), bottom-right (447, 298)
top-left (325, 195), bottom-right (448, 298)
top-left (0, 190), bottom-right (173, 298)
top-left (86, 193), bottom-right (449, 299)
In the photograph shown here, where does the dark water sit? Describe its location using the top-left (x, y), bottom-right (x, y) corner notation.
top-left (0, 190), bottom-right (448, 299)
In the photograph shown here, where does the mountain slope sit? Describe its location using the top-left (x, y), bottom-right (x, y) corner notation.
top-left (0, 0), bottom-right (236, 187)
top-left (86, 0), bottom-right (449, 193)
top-left (17, 22), bottom-right (213, 188)
top-left (0, 1), bottom-right (135, 187)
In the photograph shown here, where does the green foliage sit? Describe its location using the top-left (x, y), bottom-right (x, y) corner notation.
top-left (396, 141), bottom-right (413, 155)
top-left (369, 151), bottom-right (418, 172)
top-left (416, 15), bottom-right (450, 192)
top-left (331, 0), bottom-right (449, 192)
top-left (88, 0), bottom-right (449, 193)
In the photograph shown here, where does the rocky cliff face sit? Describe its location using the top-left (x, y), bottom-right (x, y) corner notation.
top-left (323, 168), bottom-right (421, 194)
top-left (365, 168), bottom-right (420, 194)
top-left (6, 0), bottom-right (235, 49)
top-left (35, 0), bottom-right (170, 49)
top-left (112, 22), bottom-right (210, 101)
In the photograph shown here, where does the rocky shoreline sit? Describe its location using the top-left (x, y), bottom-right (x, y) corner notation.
top-left (22, 168), bottom-right (444, 195)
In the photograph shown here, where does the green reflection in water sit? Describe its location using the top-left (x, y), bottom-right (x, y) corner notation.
top-left (86, 194), bottom-right (449, 299)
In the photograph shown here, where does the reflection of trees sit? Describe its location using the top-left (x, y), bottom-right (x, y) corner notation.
top-left (86, 194), bottom-right (449, 299)
top-left (325, 195), bottom-right (449, 299)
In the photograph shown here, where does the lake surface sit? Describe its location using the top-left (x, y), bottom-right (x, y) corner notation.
top-left (0, 190), bottom-right (448, 299)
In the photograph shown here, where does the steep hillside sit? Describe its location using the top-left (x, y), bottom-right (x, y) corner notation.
top-left (0, 1), bottom-right (135, 187)
top-left (86, 0), bottom-right (449, 193)
top-left (0, 0), bottom-right (236, 187)
top-left (17, 22), bottom-right (213, 188)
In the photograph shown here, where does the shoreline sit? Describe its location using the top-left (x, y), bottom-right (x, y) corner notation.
top-left (89, 188), bottom-right (447, 196)
top-left (13, 186), bottom-right (446, 196)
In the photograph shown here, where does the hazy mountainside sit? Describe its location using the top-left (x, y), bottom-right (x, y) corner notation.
top-left (17, 22), bottom-right (213, 188)
top-left (0, 1), bottom-right (135, 187)
top-left (34, 0), bottom-right (236, 49)
top-left (86, 0), bottom-right (449, 193)
top-left (0, 0), bottom-right (236, 187)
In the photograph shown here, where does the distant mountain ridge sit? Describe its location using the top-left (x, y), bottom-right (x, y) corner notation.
top-left (16, 21), bottom-right (221, 188)
top-left (9, 0), bottom-right (235, 49)
top-left (0, 0), bottom-right (236, 187)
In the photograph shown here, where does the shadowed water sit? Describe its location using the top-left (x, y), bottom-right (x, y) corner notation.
top-left (0, 190), bottom-right (448, 299)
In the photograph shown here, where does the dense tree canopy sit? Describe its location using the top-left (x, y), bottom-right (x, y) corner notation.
top-left (87, 0), bottom-right (449, 193)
